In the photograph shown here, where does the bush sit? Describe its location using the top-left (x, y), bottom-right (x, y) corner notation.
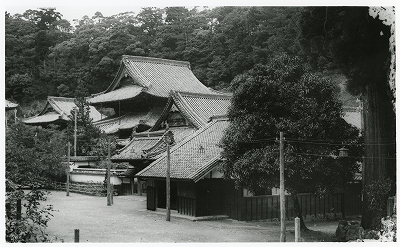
top-left (6, 189), bottom-right (55, 242)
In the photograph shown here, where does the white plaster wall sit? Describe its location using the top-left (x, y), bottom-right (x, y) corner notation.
top-left (70, 173), bottom-right (122, 185)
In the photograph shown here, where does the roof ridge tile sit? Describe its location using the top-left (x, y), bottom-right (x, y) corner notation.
top-left (122, 55), bottom-right (190, 68)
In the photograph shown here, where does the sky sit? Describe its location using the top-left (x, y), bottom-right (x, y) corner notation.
top-left (4, 0), bottom-right (398, 24)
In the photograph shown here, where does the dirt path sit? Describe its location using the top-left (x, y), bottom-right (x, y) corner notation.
top-left (44, 191), bottom-right (338, 243)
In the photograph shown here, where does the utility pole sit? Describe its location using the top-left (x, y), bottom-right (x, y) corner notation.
top-left (74, 108), bottom-right (77, 157)
top-left (107, 138), bottom-right (111, 206)
top-left (165, 125), bottom-right (171, 221)
top-left (279, 131), bottom-right (286, 242)
top-left (66, 142), bottom-right (70, 196)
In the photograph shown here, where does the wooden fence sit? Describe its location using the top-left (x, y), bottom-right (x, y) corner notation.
top-left (53, 182), bottom-right (118, 196)
top-left (223, 180), bottom-right (362, 221)
top-left (236, 193), bottom-right (344, 221)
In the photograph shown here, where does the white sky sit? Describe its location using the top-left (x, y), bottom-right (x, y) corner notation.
top-left (3, 0), bottom-right (398, 23)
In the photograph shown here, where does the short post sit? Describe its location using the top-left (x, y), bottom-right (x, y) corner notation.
top-left (74, 229), bottom-right (79, 243)
top-left (295, 217), bottom-right (300, 242)
top-left (16, 199), bottom-right (21, 220)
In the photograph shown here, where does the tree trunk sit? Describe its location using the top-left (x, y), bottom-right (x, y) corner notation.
top-left (361, 80), bottom-right (396, 229)
top-left (292, 194), bottom-right (309, 232)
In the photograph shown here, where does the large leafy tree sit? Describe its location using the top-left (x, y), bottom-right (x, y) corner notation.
top-left (299, 7), bottom-right (396, 229)
top-left (6, 123), bottom-right (67, 187)
top-left (220, 54), bottom-right (361, 230)
top-left (66, 96), bottom-right (103, 156)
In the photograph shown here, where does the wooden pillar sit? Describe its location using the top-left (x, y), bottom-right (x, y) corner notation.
top-left (131, 178), bottom-right (134, 195)
top-left (138, 179), bottom-right (142, 196)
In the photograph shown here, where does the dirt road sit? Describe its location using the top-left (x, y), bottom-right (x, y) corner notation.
top-left (44, 191), bottom-right (337, 243)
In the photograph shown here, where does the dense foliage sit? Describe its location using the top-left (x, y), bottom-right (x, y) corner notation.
top-left (5, 6), bottom-right (303, 108)
top-left (6, 122), bottom-right (67, 187)
top-left (6, 189), bottom-right (54, 242)
top-left (220, 54), bottom-right (362, 229)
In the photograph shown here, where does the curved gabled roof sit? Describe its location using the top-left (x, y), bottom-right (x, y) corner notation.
top-left (111, 126), bottom-right (196, 161)
top-left (22, 96), bottom-right (104, 125)
top-left (151, 91), bottom-right (232, 130)
top-left (136, 118), bottom-right (229, 181)
top-left (93, 105), bottom-right (164, 134)
top-left (88, 84), bottom-right (143, 104)
top-left (88, 56), bottom-right (216, 104)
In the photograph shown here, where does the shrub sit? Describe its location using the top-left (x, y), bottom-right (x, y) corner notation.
top-left (6, 189), bottom-right (55, 243)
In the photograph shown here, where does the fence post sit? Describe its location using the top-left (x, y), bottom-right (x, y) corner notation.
top-left (16, 199), bottom-right (21, 220)
top-left (74, 229), bottom-right (79, 242)
top-left (295, 217), bottom-right (300, 242)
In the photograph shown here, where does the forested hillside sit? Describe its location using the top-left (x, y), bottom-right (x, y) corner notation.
top-left (5, 6), bottom-right (355, 116)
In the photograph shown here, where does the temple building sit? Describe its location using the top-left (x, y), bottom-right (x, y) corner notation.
top-left (87, 55), bottom-right (222, 141)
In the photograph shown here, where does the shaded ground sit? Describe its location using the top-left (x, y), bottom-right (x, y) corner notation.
top-left (44, 191), bottom-right (339, 243)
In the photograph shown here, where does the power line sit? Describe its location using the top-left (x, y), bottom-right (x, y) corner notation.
top-left (290, 151), bottom-right (396, 160)
top-left (286, 139), bottom-right (395, 146)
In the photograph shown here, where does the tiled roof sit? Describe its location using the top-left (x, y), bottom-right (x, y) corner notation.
top-left (22, 112), bottom-right (62, 124)
top-left (47, 97), bottom-right (103, 122)
top-left (5, 100), bottom-right (18, 110)
top-left (88, 84), bottom-right (143, 104)
top-left (123, 56), bottom-right (214, 97)
top-left (94, 106), bottom-right (163, 134)
top-left (22, 97), bottom-right (104, 124)
top-left (111, 126), bottom-right (196, 161)
top-left (112, 137), bottom-right (162, 160)
top-left (151, 91), bottom-right (232, 130)
top-left (136, 118), bottom-right (229, 181)
top-left (88, 56), bottom-right (217, 104)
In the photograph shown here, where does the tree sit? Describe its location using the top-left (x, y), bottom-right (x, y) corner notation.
top-left (6, 122), bottom-right (67, 187)
top-left (220, 54), bottom-right (361, 230)
top-left (299, 7), bottom-right (396, 230)
top-left (66, 97), bottom-right (102, 156)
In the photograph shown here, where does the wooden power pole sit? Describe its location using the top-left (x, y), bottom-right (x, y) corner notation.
top-left (66, 142), bottom-right (70, 196)
top-left (279, 131), bottom-right (286, 242)
top-left (74, 108), bottom-right (77, 157)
